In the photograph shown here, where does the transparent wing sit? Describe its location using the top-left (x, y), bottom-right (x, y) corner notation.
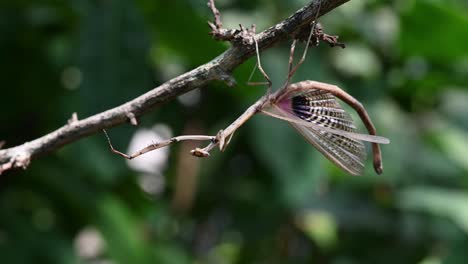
top-left (263, 91), bottom-right (389, 144)
top-left (262, 89), bottom-right (378, 175)
top-left (261, 108), bottom-right (389, 144)
top-left (291, 89), bottom-right (357, 132)
top-left (290, 121), bottom-right (366, 175)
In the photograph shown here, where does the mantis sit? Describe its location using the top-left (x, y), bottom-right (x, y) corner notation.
top-left (104, 0), bottom-right (389, 175)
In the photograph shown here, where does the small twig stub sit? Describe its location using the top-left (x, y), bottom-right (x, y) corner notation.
top-left (67, 112), bottom-right (79, 125)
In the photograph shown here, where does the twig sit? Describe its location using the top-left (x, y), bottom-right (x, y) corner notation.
top-left (207, 0), bottom-right (257, 44)
top-left (0, 0), bottom-right (350, 175)
top-left (207, 0), bottom-right (222, 31)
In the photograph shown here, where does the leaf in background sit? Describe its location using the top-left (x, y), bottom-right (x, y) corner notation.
top-left (249, 115), bottom-right (325, 207)
top-left (432, 121), bottom-right (468, 172)
top-left (400, 0), bottom-right (468, 64)
top-left (398, 187), bottom-right (468, 233)
top-left (371, 100), bottom-right (421, 181)
top-left (137, 0), bottom-right (225, 66)
top-left (75, 0), bottom-right (153, 115)
top-left (296, 210), bottom-right (338, 250)
top-left (0, 189), bottom-right (80, 264)
top-left (96, 195), bottom-right (153, 264)
top-left (0, 1), bottom-right (76, 143)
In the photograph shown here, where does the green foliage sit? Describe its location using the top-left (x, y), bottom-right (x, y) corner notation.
top-left (1, 0), bottom-right (468, 263)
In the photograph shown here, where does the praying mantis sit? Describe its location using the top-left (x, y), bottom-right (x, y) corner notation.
top-left (104, 0), bottom-right (390, 176)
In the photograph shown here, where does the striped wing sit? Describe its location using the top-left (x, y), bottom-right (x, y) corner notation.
top-left (266, 89), bottom-right (368, 175)
top-left (289, 121), bottom-right (366, 175)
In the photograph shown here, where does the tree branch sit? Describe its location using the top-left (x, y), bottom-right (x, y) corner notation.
top-left (0, 0), bottom-right (350, 174)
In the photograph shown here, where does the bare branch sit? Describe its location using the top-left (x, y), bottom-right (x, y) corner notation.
top-left (0, 0), bottom-right (350, 174)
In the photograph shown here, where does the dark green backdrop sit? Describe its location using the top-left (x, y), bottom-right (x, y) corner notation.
top-left (1, 0), bottom-right (468, 263)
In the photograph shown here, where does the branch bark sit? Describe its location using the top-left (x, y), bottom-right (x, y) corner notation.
top-left (0, 0), bottom-right (350, 174)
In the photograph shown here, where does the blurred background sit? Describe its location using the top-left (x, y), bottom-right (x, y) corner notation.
top-left (1, 0), bottom-right (468, 263)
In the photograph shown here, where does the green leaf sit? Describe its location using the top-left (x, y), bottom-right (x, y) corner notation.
top-left (400, 0), bottom-right (468, 63)
top-left (398, 187), bottom-right (468, 233)
top-left (95, 195), bottom-right (153, 264)
top-left (137, 0), bottom-right (225, 65)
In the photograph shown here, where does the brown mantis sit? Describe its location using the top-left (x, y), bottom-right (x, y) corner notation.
top-left (104, 1), bottom-right (390, 175)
